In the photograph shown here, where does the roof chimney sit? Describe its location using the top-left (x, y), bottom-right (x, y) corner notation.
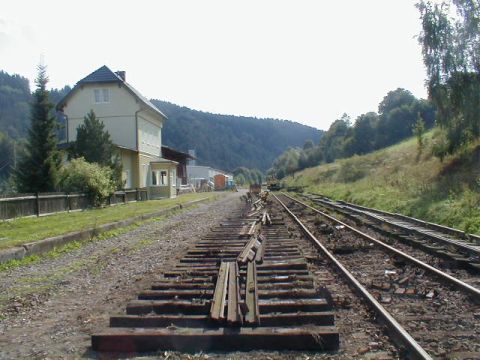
top-left (115, 71), bottom-right (126, 81)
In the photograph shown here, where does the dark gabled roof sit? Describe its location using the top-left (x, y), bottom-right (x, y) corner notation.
top-left (122, 81), bottom-right (167, 119)
top-left (56, 65), bottom-right (167, 119)
top-left (77, 65), bottom-right (122, 84)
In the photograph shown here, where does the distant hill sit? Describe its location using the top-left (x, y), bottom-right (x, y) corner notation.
top-left (152, 100), bottom-right (323, 172)
top-left (0, 69), bottom-right (322, 173)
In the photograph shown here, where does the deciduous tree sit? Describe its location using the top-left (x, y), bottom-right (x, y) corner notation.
top-left (417, 0), bottom-right (480, 154)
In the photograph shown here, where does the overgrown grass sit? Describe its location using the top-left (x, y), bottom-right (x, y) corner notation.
top-left (0, 203), bottom-right (201, 272)
top-left (284, 131), bottom-right (480, 234)
top-left (0, 192), bottom-right (223, 250)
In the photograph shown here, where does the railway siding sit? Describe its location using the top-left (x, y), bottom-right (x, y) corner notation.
top-left (281, 192), bottom-right (480, 358)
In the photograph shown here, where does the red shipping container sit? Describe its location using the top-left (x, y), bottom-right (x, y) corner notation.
top-left (214, 174), bottom-right (227, 190)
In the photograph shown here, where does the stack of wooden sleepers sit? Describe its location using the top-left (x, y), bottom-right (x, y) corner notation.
top-left (91, 198), bottom-right (339, 353)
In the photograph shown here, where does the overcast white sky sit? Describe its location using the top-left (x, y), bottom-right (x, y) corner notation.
top-left (0, 0), bottom-right (427, 130)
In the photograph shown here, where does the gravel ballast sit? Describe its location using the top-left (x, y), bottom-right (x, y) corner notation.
top-left (0, 192), bottom-right (241, 359)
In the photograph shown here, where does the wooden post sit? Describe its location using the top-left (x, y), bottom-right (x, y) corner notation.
top-left (35, 192), bottom-right (40, 217)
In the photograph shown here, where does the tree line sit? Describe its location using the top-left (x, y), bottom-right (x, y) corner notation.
top-left (269, 88), bottom-right (436, 179)
top-left (232, 167), bottom-right (263, 186)
top-left (0, 68), bottom-right (323, 191)
top-left (271, 0), bottom-right (480, 179)
top-left (153, 99), bottom-right (323, 172)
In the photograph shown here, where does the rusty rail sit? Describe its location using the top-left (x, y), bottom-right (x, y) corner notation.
top-left (274, 193), bottom-right (432, 360)
top-left (282, 193), bottom-right (480, 300)
top-left (312, 195), bottom-right (480, 258)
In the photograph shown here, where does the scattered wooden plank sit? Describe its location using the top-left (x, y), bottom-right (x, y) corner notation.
top-left (252, 198), bottom-right (262, 206)
top-left (237, 236), bottom-right (263, 264)
top-left (261, 211), bottom-right (272, 226)
top-left (246, 248), bottom-right (257, 262)
top-left (210, 262), bottom-right (230, 321)
top-left (227, 262), bottom-right (242, 325)
top-left (248, 221), bottom-right (259, 236)
top-left (238, 224), bottom-right (250, 237)
top-left (265, 212), bottom-right (272, 226)
top-left (247, 209), bottom-right (261, 217)
top-left (245, 261), bottom-right (260, 324)
top-left (255, 235), bottom-right (267, 264)
top-left (261, 211), bottom-right (267, 225)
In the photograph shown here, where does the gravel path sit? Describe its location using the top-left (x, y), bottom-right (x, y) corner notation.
top-left (0, 192), bottom-right (242, 359)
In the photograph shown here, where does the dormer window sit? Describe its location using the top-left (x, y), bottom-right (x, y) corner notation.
top-left (94, 89), bottom-right (109, 103)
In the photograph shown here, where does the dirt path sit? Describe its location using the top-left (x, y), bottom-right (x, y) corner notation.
top-left (0, 192), bottom-right (242, 359)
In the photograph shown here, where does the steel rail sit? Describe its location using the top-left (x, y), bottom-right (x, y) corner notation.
top-left (312, 196), bottom-right (480, 256)
top-left (332, 197), bottom-right (480, 243)
top-left (273, 193), bottom-right (432, 360)
top-left (281, 192), bottom-right (480, 300)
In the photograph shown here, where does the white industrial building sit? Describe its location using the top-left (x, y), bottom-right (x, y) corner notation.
top-left (187, 165), bottom-right (233, 188)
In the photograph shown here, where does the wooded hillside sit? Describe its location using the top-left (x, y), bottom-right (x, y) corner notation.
top-left (153, 100), bottom-right (323, 172)
top-left (0, 69), bottom-right (322, 187)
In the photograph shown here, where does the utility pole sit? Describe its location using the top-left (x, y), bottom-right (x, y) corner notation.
top-left (13, 140), bottom-right (17, 169)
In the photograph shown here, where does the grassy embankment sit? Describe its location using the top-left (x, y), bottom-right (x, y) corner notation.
top-left (0, 192), bottom-right (222, 250)
top-left (283, 131), bottom-right (480, 235)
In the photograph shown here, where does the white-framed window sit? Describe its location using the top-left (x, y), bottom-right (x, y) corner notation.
top-left (160, 170), bottom-right (168, 186)
top-left (94, 88), bottom-right (110, 103)
top-left (151, 170), bottom-right (168, 186)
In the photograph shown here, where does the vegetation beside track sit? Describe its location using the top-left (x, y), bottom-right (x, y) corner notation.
top-left (282, 131), bottom-right (480, 234)
top-left (0, 192), bottom-right (224, 250)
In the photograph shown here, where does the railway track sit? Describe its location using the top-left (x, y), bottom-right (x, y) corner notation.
top-left (91, 191), bottom-right (480, 358)
top-left (92, 197), bottom-right (341, 353)
top-left (279, 192), bottom-right (480, 359)
top-left (308, 194), bottom-right (480, 274)
top-left (299, 193), bottom-right (480, 292)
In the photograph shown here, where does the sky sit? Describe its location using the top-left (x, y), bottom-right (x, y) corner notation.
top-left (0, 0), bottom-right (428, 130)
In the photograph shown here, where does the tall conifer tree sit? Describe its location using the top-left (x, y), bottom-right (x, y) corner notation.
top-left (16, 65), bottom-right (61, 192)
top-left (71, 110), bottom-right (116, 165)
